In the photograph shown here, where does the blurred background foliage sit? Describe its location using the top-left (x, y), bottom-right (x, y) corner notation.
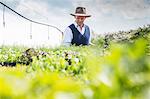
top-left (0, 25), bottom-right (150, 99)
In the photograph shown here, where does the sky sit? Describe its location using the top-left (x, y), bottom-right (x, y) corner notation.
top-left (0, 0), bottom-right (150, 47)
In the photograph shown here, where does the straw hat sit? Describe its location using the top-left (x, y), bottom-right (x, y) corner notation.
top-left (70, 7), bottom-right (91, 17)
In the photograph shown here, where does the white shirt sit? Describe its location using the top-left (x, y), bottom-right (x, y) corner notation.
top-left (62, 22), bottom-right (92, 46)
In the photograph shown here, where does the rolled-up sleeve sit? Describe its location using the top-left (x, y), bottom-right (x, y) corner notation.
top-left (62, 27), bottom-right (73, 46)
top-left (89, 28), bottom-right (92, 43)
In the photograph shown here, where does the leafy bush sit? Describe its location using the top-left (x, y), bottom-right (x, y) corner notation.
top-left (0, 25), bottom-right (150, 99)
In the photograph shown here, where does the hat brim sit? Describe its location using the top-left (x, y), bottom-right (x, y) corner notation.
top-left (70, 13), bottom-right (91, 17)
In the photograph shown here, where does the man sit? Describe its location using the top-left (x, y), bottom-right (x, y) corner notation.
top-left (63, 7), bottom-right (93, 46)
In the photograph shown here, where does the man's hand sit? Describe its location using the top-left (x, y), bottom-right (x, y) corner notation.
top-left (89, 42), bottom-right (95, 46)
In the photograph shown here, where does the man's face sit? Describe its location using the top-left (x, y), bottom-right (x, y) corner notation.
top-left (75, 16), bottom-right (86, 25)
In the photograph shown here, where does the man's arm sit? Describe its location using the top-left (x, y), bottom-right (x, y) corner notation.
top-left (89, 28), bottom-right (95, 45)
top-left (62, 27), bottom-right (73, 46)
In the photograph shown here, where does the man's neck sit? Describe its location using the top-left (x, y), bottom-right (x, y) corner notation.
top-left (79, 25), bottom-right (83, 31)
top-left (75, 22), bottom-right (84, 30)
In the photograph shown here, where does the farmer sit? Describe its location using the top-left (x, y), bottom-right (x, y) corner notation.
top-left (63, 7), bottom-right (93, 46)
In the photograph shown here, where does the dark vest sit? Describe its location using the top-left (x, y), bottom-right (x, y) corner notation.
top-left (69, 24), bottom-right (90, 46)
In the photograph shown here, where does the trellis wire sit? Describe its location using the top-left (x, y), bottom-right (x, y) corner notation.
top-left (0, 2), bottom-right (63, 39)
top-left (3, 5), bottom-right (5, 27)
